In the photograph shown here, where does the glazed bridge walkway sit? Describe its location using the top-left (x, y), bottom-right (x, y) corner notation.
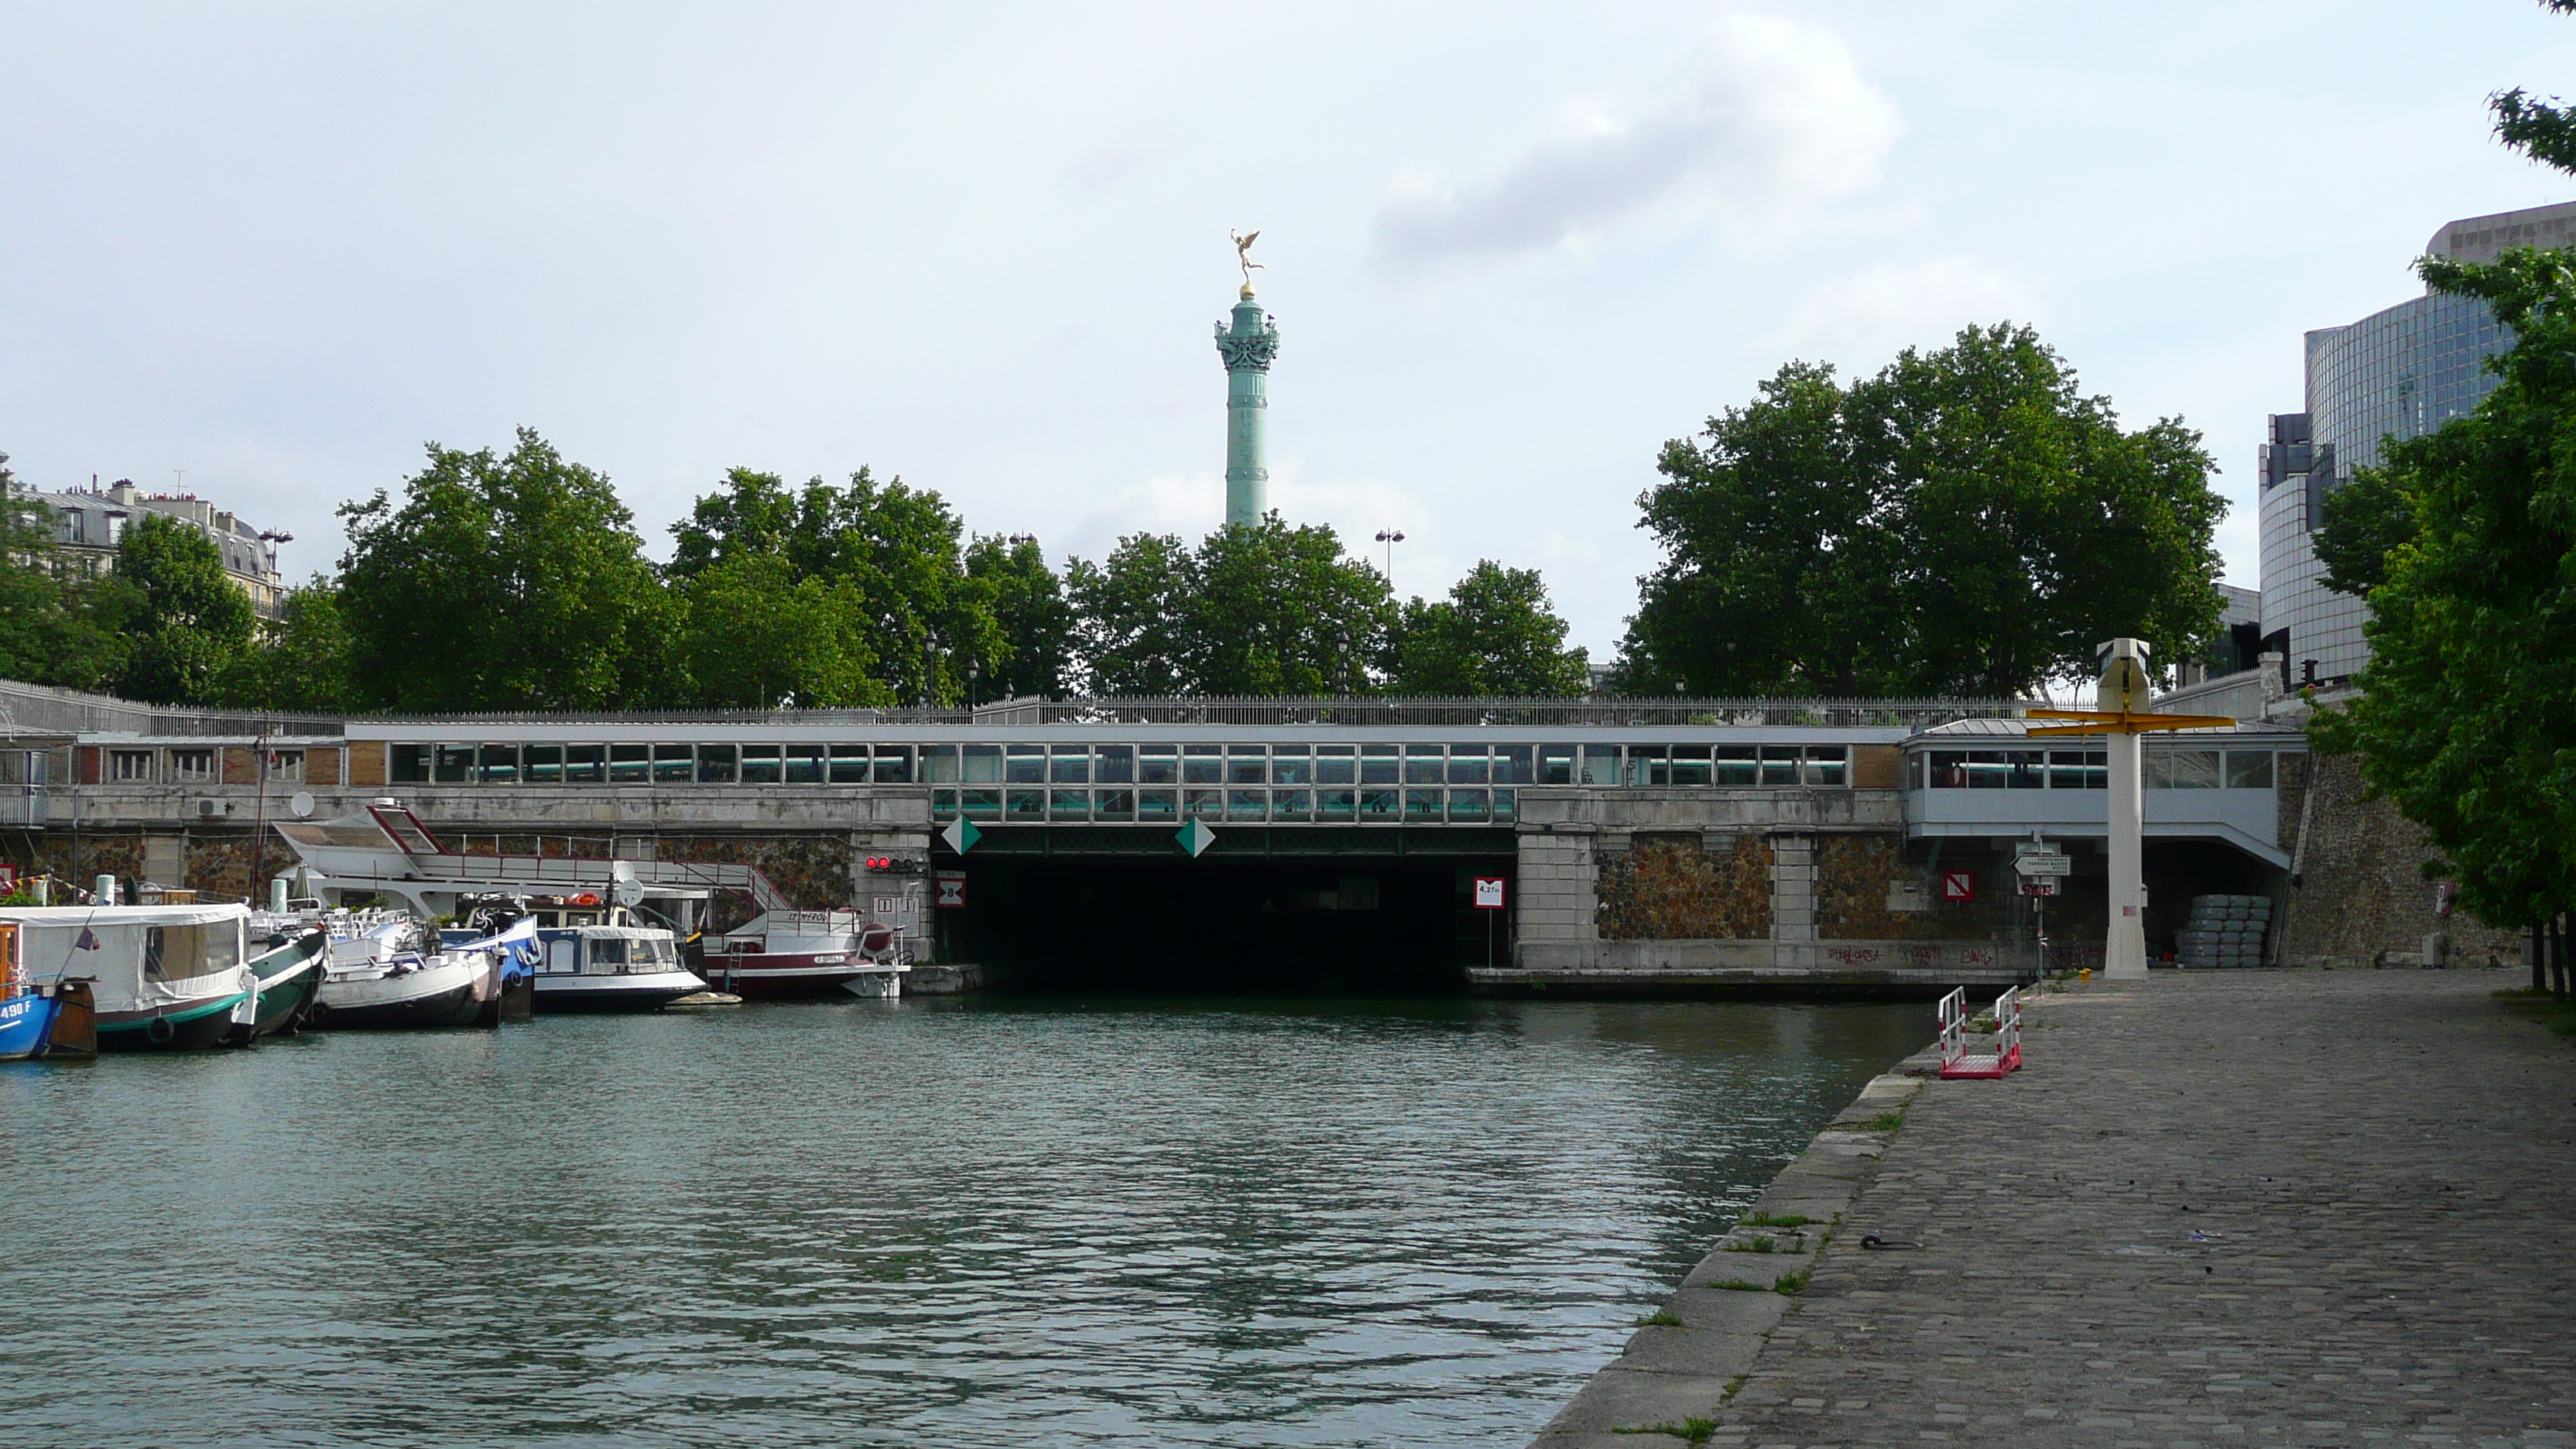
top-left (1581, 971), bottom-right (2576, 1447)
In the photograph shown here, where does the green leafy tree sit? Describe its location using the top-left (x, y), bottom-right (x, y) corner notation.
top-left (670, 467), bottom-right (1002, 707)
top-left (115, 512), bottom-right (255, 704)
top-left (2312, 467), bottom-right (2423, 596)
top-left (218, 580), bottom-right (355, 713)
top-left (1616, 324), bottom-right (2224, 697)
top-left (1064, 518), bottom-right (1396, 695)
top-left (964, 533), bottom-right (1070, 701)
top-left (671, 553), bottom-right (888, 708)
top-left (1389, 561), bottom-right (1591, 696)
top-left (339, 429), bottom-right (670, 711)
top-left (1064, 533), bottom-right (1196, 695)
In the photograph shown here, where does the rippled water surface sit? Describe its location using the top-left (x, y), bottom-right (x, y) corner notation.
top-left (0, 995), bottom-right (1924, 1447)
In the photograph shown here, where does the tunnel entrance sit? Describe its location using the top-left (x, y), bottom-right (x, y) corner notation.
top-left (933, 842), bottom-right (1516, 995)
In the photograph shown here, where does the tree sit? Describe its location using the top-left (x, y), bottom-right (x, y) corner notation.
top-left (1063, 518), bottom-right (1396, 695)
top-left (964, 533), bottom-right (1070, 701)
top-left (670, 467), bottom-right (1002, 707)
top-left (115, 512), bottom-right (255, 704)
top-left (338, 429), bottom-right (670, 711)
top-left (670, 552), bottom-right (888, 708)
top-left (1615, 325), bottom-right (2225, 697)
top-left (1389, 561), bottom-right (1591, 695)
top-left (2313, 466), bottom-right (2422, 596)
top-left (218, 580), bottom-right (355, 714)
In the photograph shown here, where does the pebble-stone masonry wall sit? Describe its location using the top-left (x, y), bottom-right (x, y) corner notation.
top-left (2276, 751), bottom-right (2525, 967)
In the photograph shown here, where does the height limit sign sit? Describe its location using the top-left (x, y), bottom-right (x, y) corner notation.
top-left (1473, 878), bottom-right (1506, 909)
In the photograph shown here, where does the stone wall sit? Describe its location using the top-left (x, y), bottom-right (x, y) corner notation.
top-left (659, 834), bottom-right (862, 923)
top-left (2278, 752), bottom-right (2526, 967)
top-left (1597, 834), bottom-right (1771, 940)
top-left (1814, 835), bottom-right (1992, 941)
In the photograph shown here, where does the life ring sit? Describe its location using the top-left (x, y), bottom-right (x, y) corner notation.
top-left (145, 1015), bottom-right (175, 1045)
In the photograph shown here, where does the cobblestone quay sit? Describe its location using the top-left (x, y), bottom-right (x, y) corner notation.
top-left (1573, 971), bottom-right (2576, 1448)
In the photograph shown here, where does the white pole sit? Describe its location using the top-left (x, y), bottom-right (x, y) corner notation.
top-left (2104, 730), bottom-right (2147, 978)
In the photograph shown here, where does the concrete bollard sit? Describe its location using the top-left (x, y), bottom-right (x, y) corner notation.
top-left (94, 874), bottom-right (117, 906)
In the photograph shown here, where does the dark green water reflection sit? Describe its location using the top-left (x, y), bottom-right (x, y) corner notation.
top-left (0, 995), bottom-right (1925, 1447)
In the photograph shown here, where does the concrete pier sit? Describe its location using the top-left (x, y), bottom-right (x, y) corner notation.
top-left (1533, 969), bottom-right (2576, 1446)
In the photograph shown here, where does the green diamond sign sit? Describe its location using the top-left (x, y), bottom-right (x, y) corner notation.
top-left (1175, 817), bottom-right (1217, 858)
top-left (940, 817), bottom-right (981, 855)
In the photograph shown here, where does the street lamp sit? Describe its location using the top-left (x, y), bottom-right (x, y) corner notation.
top-left (1374, 529), bottom-right (1406, 593)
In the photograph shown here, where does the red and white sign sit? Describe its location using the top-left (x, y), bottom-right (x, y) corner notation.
top-left (1941, 871), bottom-right (1976, 903)
top-left (1472, 877), bottom-right (1506, 910)
top-left (933, 872), bottom-right (966, 909)
top-left (2018, 877), bottom-right (2059, 897)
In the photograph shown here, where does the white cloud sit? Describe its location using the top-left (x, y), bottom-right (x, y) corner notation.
top-left (1374, 14), bottom-right (1901, 262)
top-left (1776, 256), bottom-right (2040, 363)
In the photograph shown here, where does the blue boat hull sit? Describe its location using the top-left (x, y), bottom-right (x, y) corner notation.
top-left (0, 992), bottom-right (59, 1060)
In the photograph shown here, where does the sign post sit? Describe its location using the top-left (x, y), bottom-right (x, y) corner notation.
top-left (2025, 639), bottom-right (2235, 979)
top-left (1473, 877), bottom-right (1506, 969)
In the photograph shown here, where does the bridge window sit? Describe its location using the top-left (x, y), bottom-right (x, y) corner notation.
top-left (1622, 745), bottom-right (1663, 786)
top-left (2150, 749), bottom-right (2221, 789)
top-left (1759, 746), bottom-right (1802, 786)
top-left (2047, 750), bottom-right (2106, 789)
top-left (653, 745), bottom-right (691, 784)
top-left (480, 745), bottom-right (521, 785)
top-left (1496, 745), bottom-right (1533, 784)
top-left (526, 744), bottom-right (564, 784)
top-left (1139, 745), bottom-right (1178, 784)
top-left (695, 744), bottom-right (735, 783)
top-left (1315, 745), bottom-right (1355, 784)
top-left (1582, 745), bottom-right (1619, 785)
top-left (921, 745), bottom-right (960, 783)
top-left (962, 788), bottom-right (1001, 820)
top-left (1228, 746), bottom-right (1266, 785)
top-left (1184, 787), bottom-right (1221, 818)
top-left (1227, 789), bottom-right (1265, 821)
top-left (1669, 745), bottom-right (1712, 786)
top-left (1095, 745), bottom-right (1134, 784)
top-left (1005, 745), bottom-right (1046, 783)
top-left (1361, 745), bottom-right (1399, 784)
top-left (1007, 787), bottom-right (1045, 820)
top-left (1271, 748), bottom-right (1313, 785)
top-left (608, 744), bottom-right (648, 784)
top-left (739, 745), bottom-right (781, 785)
top-left (436, 744), bottom-right (475, 784)
top-left (1715, 745), bottom-right (1756, 785)
top-left (2225, 750), bottom-right (2273, 789)
top-left (1447, 748), bottom-right (1488, 785)
top-left (1494, 788), bottom-right (1517, 824)
top-left (933, 789), bottom-right (957, 820)
top-left (1318, 789), bottom-right (1357, 823)
top-left (1404, 745), bottom-right (1444, 784)
top-left (566, 744), bottom-right (606, 784)
top-left (1804, 747), bottom-right (1848, 786)
top-left (1051, 789), bottom-right (1090, 822)
top-left (1404, 789), bottom-right (1444, 823)
top-left (1050, 746), bottom-right (1091, 784)
top-left (1139, 789), bottom-right (1177, 821)
top-left (962, 745), bottom-right (1001, 783)
top-left (1273, 789), bottom-right (1312, 821)
top-left (830, 743), bottom-right (869, 783)
top-left (870, 746), bottom-right (911, 784)
top-left (1182, 746), bottom-right (1222, 784)
top-left (1360, 786), bottom-right (1400, 821)
top-left (1450, 788), bottom-right (1491, 822)
top-left (1539, 744), bottom-right (1576, 784)
top-left (784, 745), bottom-right (825, 785)
top-left (1097, 789), bottom-right (1136, 820)
top-left (392, 744), bottom-right (430, 783)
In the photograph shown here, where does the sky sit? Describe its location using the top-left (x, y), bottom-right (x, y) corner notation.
top-left (5, 2), bottom-right (2574, 661)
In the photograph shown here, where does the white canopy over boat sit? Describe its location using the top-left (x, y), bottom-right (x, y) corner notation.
top-left (0, 904), bottom-right (252, 1014)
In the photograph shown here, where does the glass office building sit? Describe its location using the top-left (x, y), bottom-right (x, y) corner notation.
top-left (2255, 201), bottom-right (2572, 685)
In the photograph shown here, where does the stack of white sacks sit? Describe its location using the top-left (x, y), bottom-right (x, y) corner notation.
top-left (2175, 893), bottom-right (2272, 968)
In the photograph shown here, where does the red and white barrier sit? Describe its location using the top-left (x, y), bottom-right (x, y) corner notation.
top-left (1938, 985), bottom-right (2022, 1080)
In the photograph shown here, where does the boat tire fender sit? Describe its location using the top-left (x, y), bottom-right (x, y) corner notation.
top-left (145, 1015), bottom-right (175, 1045)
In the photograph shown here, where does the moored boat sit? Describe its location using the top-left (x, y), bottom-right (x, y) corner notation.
top-left (0, 904), bottom-right (258, 1051)
top-left (292, 913), bottom-right (533, 1030)
top-left (532, 923), bottom-right (707, 1012)
top-left (224, 929), bottom-right (329, 1046)
top-left (0, 922), bottom-right (95, 1060)
top-left (701, 909), bottom-right (910, 999)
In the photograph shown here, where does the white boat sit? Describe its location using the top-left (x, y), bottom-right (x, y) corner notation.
top-left (701, 909), bottom-right (910, 1000)
top-left (530, 920), bottom-right (706, 1012)
top-left (0, 904), bottom-right (259, 1051)
top-left (275, 910), bottom-right (535, 1029)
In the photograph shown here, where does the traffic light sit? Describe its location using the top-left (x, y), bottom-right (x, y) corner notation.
top-left (862, 855), bottom-right (925, 875)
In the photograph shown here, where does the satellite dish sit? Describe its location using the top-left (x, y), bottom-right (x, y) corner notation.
top-left (611, 878), bottom-right (646, 908)
top-left (289, 790), bottom-right (316, 819)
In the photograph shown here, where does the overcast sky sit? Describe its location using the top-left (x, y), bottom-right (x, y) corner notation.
top-left (5, 2), bottom-right (2573, 659)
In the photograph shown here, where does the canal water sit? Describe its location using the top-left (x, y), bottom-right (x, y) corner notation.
top-left (0, 996), bottom-right (1926, 1447)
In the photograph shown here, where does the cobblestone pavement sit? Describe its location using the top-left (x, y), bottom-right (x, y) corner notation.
top-left (1714, 970), bottom-right (2576, 1449)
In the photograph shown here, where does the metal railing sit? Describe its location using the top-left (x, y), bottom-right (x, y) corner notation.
top-left (966, 696), bottom-right (2041, 728)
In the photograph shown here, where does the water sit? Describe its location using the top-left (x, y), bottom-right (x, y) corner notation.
top-left (0, 995), bottom-right (1926, 1447)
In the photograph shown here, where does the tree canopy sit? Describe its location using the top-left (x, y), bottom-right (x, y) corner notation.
top-left (1064, 517), bottom-right (1395, 695)
top-left (115, 512), bottom-right (255, 705)
top-left (1389, 561), bottom-right (1590, 696)
top-left (1614, 324), bottom-right (2225, 697)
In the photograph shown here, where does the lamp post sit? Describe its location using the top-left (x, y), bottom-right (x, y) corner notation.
top-left (1375, 529), bottom-right (1406, 594)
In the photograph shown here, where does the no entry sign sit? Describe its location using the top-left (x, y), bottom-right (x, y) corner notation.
top-left (1942, 871), bottom-right (1976, 903)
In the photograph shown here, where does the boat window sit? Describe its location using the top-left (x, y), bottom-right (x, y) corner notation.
top-left (525, 744), bottom-right (564, 785)
top-left (695, 744), bottom-right (736, 783)
top-left (1051, 746), bottom-right (1091, 784)
top-left (1094, 745), bottom-right (1135, 784)
top-left (565, 745), bottom-right (605, 784)
top-left (1270, 748), bottom-right (1313, 785)
top-left (740, 745), bottom-right (782, 785)
top-left (1314, 747), bottom-right (1355, 786)
top-left (784, 745), bottom-right (825, 785)
top-left (391, 744), bottom-right (430, 784)
top-left (435, 744), bottom-right (474, 784)
top-left (920, 745), bottom-right (960, 783)
top-left (144, 921), bottom-right (240, 980)
top-left (1138, 745), bottom-right (1179, 786)
top-left (1538, 744), bottom-right (1575, 785)
top-left (632, 937), bottom-right (676, 967)
top-left (480, 744), bottom-right (520, 785)
top-left (590, 937), bottom-right (629, 966)
top-left (1182, 746), bottom-right (1222, 784)
top-left (1227, 745), bottom-right (1266, 785)
top-left (961, 745), bottom-right (1002, 783)
top-left (1005, 745), bottom-right (1046, 784)
top-left (829, 743), bottom-right (869, 784)
top-left (545, 938), bottom-right (577, 973)
top-left (873, 746), bottom-right (913, 784)
top-left (2225, 750), bottom-right (2273, 789)
top-left (653, 745), bottom-right (692, 785)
